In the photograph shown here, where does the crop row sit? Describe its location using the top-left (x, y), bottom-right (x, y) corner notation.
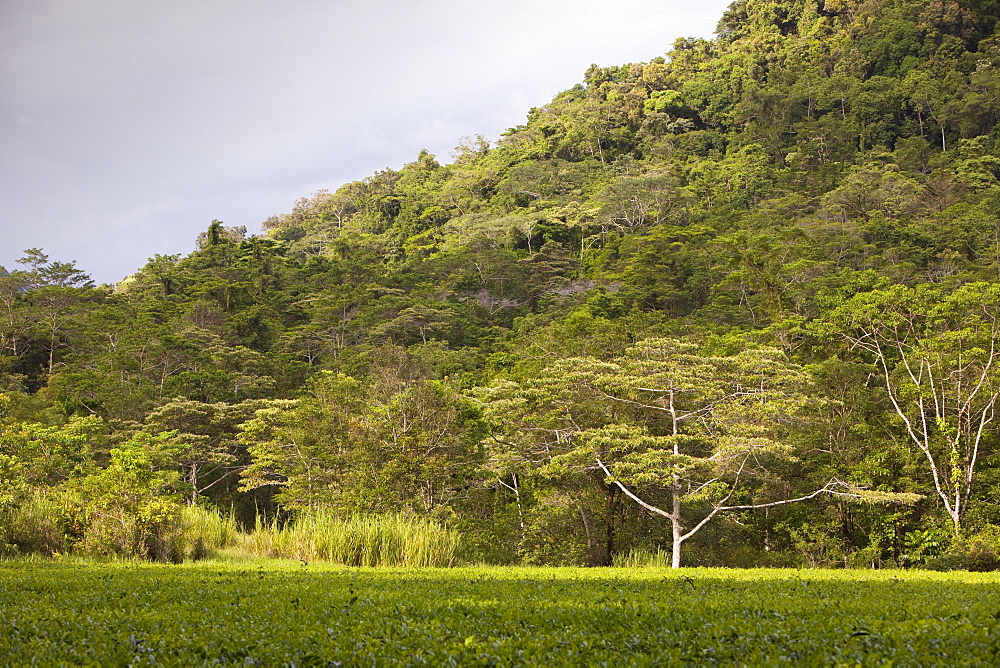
top-left (1, 562), bottom-right (999, 665)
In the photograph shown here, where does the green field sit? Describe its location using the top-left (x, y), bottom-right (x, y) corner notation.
top-left (1, 561), bottom-right (999, 665)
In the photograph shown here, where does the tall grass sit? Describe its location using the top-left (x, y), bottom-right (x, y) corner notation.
top-left (179, 505), bottom-right (243, 560)
top-left (0, 493), bottom-right (66, 557)
top-left (612, 547), bottom-right (673, 568)
top-left (245, 510), bottom-right (461, 567)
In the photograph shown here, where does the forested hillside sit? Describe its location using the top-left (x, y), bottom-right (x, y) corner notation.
top-left (5, 0), bottom-right (1000, 568)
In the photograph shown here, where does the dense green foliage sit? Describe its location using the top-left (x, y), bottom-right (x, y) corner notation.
top-left (6, 0), bottom-right (1000, 566)
top-left (3, 562), bottom-right (1000, 664)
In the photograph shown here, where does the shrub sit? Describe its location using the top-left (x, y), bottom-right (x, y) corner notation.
top-left (0, 493), bottom-right (66, 557)
top-left (963, 526), bottom-right (1000, 571)
top-left (63, 437), bottom-right (185, 562)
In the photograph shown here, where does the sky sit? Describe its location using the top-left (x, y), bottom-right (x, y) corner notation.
top-left (1, 0), bottom-right (732, 284)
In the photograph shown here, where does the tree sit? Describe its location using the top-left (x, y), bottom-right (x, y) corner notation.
top-left (13, 248), bottom-right (92, 289)
top-left (0, 271), bottom-right (31, 368)
top-left (240, 362), bottom-right (485, 516)
top-left (0, 250), bottom-right (98, 384)
top-left (596, 170), bottom-right (689, 234)
top-left (143, 398), bottom-right (268, 504)
top-left (375, 304), bottom-right (454, 345)
top-left (822, 282), bottom-right (1000, 534)
top-left (237, 375), bottom-right (356, 512)
top-left (0, 413), bottom-right (103, 511)
top-left (487, 339), bottom-right (886, 567)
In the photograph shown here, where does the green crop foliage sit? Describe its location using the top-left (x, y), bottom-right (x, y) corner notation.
top-left (1, 562), bottom-right (999, 664)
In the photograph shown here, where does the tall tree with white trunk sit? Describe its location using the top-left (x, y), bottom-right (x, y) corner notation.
top-left (823, 282), bottom-right (1000, 535)
top-left (486, 339), bottom-right (893, 567)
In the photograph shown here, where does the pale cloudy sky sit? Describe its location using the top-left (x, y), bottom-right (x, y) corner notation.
top-left (1, 0), bottom-right (731, 284)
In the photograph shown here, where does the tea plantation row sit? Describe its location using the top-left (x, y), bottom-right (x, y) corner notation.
top-left (2, 560), bottom-right (999, 665)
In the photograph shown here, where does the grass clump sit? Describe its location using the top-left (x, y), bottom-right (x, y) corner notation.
top-left (612, 546), bottom-right (672, 568)
top-left (179, 505), bottom-right (243, 560)
top-left (0, 493), bottom-right (67, 557)
top-left (245, 510), bottom-right (460, 567)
